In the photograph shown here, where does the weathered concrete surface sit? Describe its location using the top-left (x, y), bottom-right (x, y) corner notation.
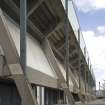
top-left (75, 102), bottom-right (85, 105)
top-left (87, 99), bottom-right (105, 105)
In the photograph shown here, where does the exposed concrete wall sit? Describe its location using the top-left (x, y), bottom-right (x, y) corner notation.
top-left (57, 60), bottom-right (74, 91)
top-left (5, 15), bottom-right (57, 79)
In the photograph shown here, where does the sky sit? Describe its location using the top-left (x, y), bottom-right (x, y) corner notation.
top-left (72, 0), bottom-right (105, 90)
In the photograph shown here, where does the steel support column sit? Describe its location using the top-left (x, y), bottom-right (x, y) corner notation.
top-left (78, 29), bottom-right (81, 92)
top-left (90, 65), bottom-right (92, 94)
top-left (20, 0), bottom-right (27, 75)
top-left (88, 58), bottom-right (90, 93)
top-left (65, 0), bottom-right (69, 88)
top-left (88, 72), bottom-right (90, 93)
top-left (84, 47), bottom-right (87, 93)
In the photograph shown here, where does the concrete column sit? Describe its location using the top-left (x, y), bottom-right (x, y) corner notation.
top-left (0, 46), bottom-right (5, 76)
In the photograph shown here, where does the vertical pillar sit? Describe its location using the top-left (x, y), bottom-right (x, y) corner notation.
top-left (0, 46), bottom-right (5, 76)
top-left (20, 0), bottom-right (27, 75)
top-left (99, 82), bottom-right (100, 95)
top-left (37, 86), bottom-right (40, 105)
top-left (84, 47), bottom-right (87, 93)
top-left (88, 72), bottom-right (90, 93)
top-left (86, 71), bottom-right (88, 92)
top-left (90, 74), bottom-right (91, 95)
top-left (88, 58), bottom-right (89, 93)
top-left (40, 87), bottom-right (42, 105)
top-left (65, 0), bottom-right (69, 87)
top-left (42, 87), bottom-right (44, 105)
top-left (78, 29), bottom-right (81, 92)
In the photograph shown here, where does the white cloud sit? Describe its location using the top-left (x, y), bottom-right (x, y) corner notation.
top-left (96, 26), bottom-right (105, 34)
top-left (73, 0), bottom-right (105, 12)
top-left (82, 27), bottom-right (105, 89)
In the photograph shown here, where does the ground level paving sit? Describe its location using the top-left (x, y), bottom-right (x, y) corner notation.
top-left (87, 99), bottom-right (105, 105)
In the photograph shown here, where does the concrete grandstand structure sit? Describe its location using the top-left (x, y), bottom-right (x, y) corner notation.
top-left (0, 0), bottom-right (96, 105)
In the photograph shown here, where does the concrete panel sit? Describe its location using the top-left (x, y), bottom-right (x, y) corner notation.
top-left (4, 14), bottom-right (57, 79)
top-left (57, 60), bottom-right (74, 91)
top-left (26, 67), bottom-right (58, 88)
top-left (0, 10), bottom-right (39, 105)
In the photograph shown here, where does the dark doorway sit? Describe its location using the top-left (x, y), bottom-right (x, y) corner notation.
top-left (0, 82), bottom-right (21, 105)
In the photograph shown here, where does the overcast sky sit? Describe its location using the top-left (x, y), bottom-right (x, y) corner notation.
top-left (73, 0), bottom-right (105, 89)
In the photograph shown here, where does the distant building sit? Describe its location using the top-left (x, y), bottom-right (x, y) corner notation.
top-left (96, 89), bottom-right (105, 98)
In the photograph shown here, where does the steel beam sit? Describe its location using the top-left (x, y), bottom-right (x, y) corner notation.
top-left (55, 32), bottom-right (75, 50)
top-left (27, 0), bottom-right (45, 17)
top-left (87, 58), bottom-right (90, 93)
top-left (47, 20), bottom-right (65, 38)
top-left (78, 29), bottom-right (81, 92)
top-left (20, 0), bottom-right (27, 75)
top-left (4, 0), bottom-right (45, 40)
top-left (28, 20), bottom-right (45, 39)
top-left (84, 47), bottom-right (87, 93)
top-left (65, 0), bottom-right (69, 87)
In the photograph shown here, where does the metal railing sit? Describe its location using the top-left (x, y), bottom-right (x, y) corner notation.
top-left (61, 0), bottom-right (96, 83)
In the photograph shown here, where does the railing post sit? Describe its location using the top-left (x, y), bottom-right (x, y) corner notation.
top-left (20, 0), bottom-right (27, 75)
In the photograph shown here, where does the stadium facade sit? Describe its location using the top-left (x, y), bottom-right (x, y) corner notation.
top-left (0, 0), bottom-right (96, 105)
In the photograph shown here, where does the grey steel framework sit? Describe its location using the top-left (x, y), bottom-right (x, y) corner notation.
top-left (20, 0), bottom-right (27, 75)
top-left (65, 0), bottom-right (69, 88)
